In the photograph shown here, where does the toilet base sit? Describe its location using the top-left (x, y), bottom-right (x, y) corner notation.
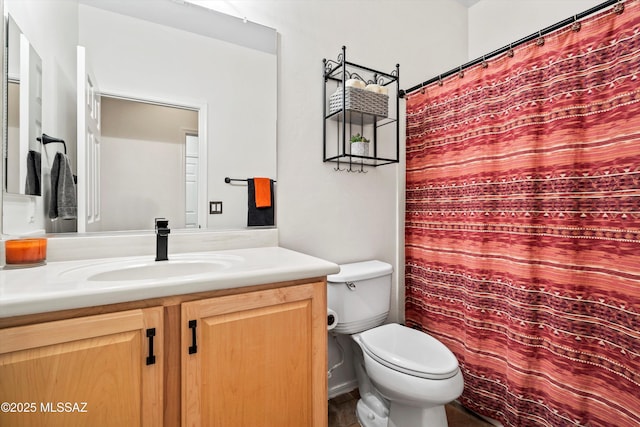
top-left (357, 398), bottom-right (449, 427)
top-left (356, 398), bottom-right (388, 427)
top-left (350, 327), bottom-right (458, 427)
top-left (388, 402), bottom-right (447, 427)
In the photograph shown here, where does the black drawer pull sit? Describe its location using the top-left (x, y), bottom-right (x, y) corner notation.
top-left (188, 320), bottom-right (198, 354)
top-left (146, 328), bottom-right (156, 365)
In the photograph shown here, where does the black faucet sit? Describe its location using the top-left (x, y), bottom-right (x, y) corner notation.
top-left (155, 218), bottom-right (170, 261)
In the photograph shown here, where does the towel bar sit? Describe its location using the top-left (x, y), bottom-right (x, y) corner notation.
top-left (224, 177), bottom-right (277, 183)
top-left (38, 133), bottom-right (67, 155)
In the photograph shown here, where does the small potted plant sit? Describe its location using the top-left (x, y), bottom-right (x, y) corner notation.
top-left (350, 133), bottom-right (370, 157)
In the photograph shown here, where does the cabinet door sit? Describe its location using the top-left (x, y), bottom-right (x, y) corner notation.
top-left (182, 281), bottom-right (327, 427)
top-left (0, 307), bottom-right (163, 427)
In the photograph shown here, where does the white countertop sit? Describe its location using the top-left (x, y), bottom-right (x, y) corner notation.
top-left (0, 247), bottom-right (339, 318)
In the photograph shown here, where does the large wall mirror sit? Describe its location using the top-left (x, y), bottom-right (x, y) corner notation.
top-left (2, 0), bottom-right (277, 236)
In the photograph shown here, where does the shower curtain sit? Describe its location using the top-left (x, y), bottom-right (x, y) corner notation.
top-left (405, 2), bottom-right (639, 426)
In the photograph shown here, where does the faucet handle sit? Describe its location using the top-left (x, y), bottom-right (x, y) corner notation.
top-left (155, 217), bottom-right (169, 229)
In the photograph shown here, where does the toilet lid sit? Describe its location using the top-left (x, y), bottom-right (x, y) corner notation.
top-left (358, 323), bottom-right (459, 380)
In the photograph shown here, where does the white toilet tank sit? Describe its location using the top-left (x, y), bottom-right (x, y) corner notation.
top-left (327, 260), bottom-right (393, 334)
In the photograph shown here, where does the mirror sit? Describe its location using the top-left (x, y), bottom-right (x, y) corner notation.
top-left (2, 0), bottom-right (277, 236)
top-left (4, 15), bottom-right (43, 196)
top-left (99, 96), bottom-right (200, 232)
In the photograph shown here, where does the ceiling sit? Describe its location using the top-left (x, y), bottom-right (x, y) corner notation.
top-left (454, 0), bottom-right (482, 7)
top-left (79, 0), bottom-right (277, 53)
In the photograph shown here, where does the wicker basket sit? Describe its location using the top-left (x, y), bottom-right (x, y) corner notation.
top-left (329, 86), bottom-right (388, 118)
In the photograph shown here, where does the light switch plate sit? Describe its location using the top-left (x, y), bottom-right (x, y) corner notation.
top-left (209, 201), bottom-right (223, 214)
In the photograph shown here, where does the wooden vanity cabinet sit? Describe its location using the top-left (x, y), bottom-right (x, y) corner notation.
top-left (0, 279), bottom-right (328, 427)
top-left (0, 307), bottom-right (164, 427)
top-left (181, 281), bottom-right (327, 427)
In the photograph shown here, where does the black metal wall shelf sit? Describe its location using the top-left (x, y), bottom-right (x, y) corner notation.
top-left (322, 46), bottom-right (400, 172)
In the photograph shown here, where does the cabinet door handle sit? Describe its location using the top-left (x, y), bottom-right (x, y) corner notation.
top-left (188, 320), bottom-right (198, 354)
top-left (146, 328), bottom-right (156, 365)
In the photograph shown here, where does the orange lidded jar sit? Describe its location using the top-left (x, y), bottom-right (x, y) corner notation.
top-left (5, 238), bottom-right (47, 266)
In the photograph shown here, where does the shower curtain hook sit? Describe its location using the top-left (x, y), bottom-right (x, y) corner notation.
top-left (507, 43), bottom-right (514, 58)
top-left (614, 0), bottom-right (624, 14)
top-left (536, 30), bottom-right (545, 46)
top-left (420, 82), bottom-right (425, 94)
top-left (458, 66), bottom-right (464, 79)
top-left (438, 75), bottom-right (443, 86)
top-left (482, 55), bottom-right (488, 68)
top-left (572, 15), bottom-right (582, 32)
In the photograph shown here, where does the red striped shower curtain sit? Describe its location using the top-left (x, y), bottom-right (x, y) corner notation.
top-left (405, 2), bottom-right (640, 426)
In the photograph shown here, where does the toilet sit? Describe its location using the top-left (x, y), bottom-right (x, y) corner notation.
top-left (327, 260), bottom-right (464, 427)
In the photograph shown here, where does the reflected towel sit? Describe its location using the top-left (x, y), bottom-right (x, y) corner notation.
top-left (25, 150), bottom-right (42, 196)
top-left (254, 177), bottom-right (272, 208)
top-left (49, 152), bottom-right (77, 220)
top-left (247, 178), bottom-right (274, 227)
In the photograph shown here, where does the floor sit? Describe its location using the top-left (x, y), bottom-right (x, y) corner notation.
top-left (328, 389), bottom-right (494, 427)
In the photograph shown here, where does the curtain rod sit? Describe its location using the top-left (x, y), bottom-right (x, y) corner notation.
top-left (400, 0), bottom-right (622, 97)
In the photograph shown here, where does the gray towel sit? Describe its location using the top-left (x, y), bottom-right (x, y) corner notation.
top-left (25, 150), bottom-right (41, 196)
top-left (49, 152), bottom-right (77, 219)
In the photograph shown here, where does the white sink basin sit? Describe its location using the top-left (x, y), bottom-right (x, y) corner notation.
top-left (59, 253), bottom-right (243, 283)
top-left (87, 260), bottom-right (232, 281)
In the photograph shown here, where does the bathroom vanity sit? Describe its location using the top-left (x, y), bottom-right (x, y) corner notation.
top-left (0, 247), bottom-right (339, 427)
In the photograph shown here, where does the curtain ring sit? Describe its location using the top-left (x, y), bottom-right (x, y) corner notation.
top-left (507, 43), bottom-right (514, 58)
top-left (458, 66), bottom-right (464, 79)
top-left (614, 0), bottom-right (624, 14)
top-left (438, 75), bottom-right (443, 86)
top-left (572, 15), bottom-right (581, 32)
top-left (536, 30), bottom-right (545, 46)
top-left (481, 55), bottom-right (488, 68)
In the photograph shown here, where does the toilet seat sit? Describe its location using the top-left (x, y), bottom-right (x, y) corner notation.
top-left (357, 323), bottom-right (459, 380)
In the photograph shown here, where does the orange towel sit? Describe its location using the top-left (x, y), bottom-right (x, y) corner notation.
top-left (254, 177), bottom-right (272, 208)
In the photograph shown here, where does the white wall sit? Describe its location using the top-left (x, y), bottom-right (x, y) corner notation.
top-left (100, 136), bottom-right (185, 231)
top-left (190, 0), bottom-right (470, 395)
top-left (4, 0), bottom-right (78, 235)
top-left (99, 97), bottom-right (197, 231)
top-left (469, 0), bottom-right (604, 58)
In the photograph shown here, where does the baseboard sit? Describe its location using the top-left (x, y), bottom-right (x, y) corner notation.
top-left (328, 379), bottom-right (359, 399)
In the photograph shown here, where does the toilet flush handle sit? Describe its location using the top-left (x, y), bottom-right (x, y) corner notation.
top-left (345, 281), bottom-right (356, 290)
